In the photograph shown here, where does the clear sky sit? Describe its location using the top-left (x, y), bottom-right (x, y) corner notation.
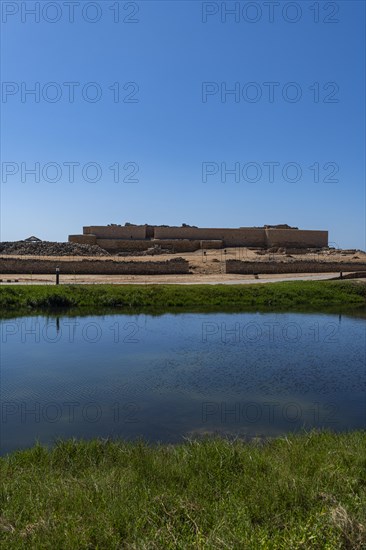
top-left (1, 0), bottom-right (365, 249)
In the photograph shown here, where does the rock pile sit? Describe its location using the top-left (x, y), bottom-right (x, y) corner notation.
top-left (255, 247), bottom-right (326, 255)
top-left (144, 245), bottom-right (172, 256)
top-left (116, 245), bottom-right (172, 257)
top-left (0, 241), bottom-right (109, 256)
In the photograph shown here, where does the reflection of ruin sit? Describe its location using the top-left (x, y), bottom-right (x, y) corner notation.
top-left (69, 223), bottom-right (328, 254)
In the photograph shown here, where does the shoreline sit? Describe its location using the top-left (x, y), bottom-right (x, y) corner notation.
top-left (0, 271), bottom-right (352, 285)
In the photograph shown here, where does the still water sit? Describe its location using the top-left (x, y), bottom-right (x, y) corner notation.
top-left (1, 311), bottom-right (365, 454)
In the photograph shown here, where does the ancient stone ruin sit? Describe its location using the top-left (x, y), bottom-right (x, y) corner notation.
top-left (69, 223), bottom-right (328, 253)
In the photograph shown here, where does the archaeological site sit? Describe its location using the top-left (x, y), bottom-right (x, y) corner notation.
top-left (69, 223), bottom-right (329, 253)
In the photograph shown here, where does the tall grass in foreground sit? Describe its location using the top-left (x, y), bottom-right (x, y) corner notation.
top-left (1, 281), bottom-right (366, 312)
top-left (1, 432), bottom-right (365, 548)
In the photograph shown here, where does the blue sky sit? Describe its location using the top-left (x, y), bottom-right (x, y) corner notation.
top-left (1, 0), bottom-right (365, 248)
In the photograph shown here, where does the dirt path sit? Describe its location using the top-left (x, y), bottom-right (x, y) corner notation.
top-left (0, 272), bottom-right (357, 285)
top-left (1, 247), bottom-right (365, 285)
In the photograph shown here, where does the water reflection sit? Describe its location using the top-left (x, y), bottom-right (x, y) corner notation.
top-left (1, 311), bottom-right (365, 454)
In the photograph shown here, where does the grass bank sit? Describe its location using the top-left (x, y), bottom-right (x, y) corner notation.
top-left (1, 432), bottom-right (365, 548)
top-left (1, 280), bottom-right (366, 313)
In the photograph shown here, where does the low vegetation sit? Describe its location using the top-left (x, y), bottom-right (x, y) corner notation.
top-left (1, 280), bottom-right (366, 314)
top-left (1, 284), bottom-right (365, 547)
top-left (0, 432), bottom-right (365, 548)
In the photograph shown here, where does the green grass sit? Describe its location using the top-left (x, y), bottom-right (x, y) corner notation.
top-left (1, 281), bottom-right (366, 314)
top-left (0, 432), bottom-right (365, 548)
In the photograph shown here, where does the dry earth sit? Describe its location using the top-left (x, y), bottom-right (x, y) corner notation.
top-left (1, 247), bottom-right (365, 285)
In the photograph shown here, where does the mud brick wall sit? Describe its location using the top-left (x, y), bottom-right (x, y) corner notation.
top-left (154, 227), bottom-right (266, 247)
top-left (98, 238), bottom-right (224, 252)
top-left (226, 260), bottom-right (366, 274)
top-left (265, 229), bottom-right (328, 248)
top-left (153, 239), bottom-right (200, 252)
top-left (200, 240), bottom-right (223, 249)
top-left (97, 239), bottom-right (202, 253)
top-left (83, 225), bottom-right (147, 239)
top-left (153, 239), bottom-right (222, 251)
top-left (96, 239), bottom-right (152, 252)
top-left (69, 236), bottom-right (223, 253)
top-left (69, 235), bottom-right (97, 245)
top-left (70, 226), bottom-right (328, 250)
top-left (0, 257), bottom-right (189, 275)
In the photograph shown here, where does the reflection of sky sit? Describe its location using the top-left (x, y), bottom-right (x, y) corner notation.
top-left (1, 312), bottom-right (365, 453)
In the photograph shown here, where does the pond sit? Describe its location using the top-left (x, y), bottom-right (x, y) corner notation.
top-left (1, 311), bottom-right (365, 454)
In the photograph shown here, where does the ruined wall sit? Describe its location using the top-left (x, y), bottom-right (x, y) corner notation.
top-left (97, 239), bottom-right (152, 252)
top-left (200, 240), bottom-right (223, 249)
top-left (96, 238), bottom-right (202, 253)
top-left (69, 235), bottom-right (97, 245)
top-left (83, 225), bottom-right (147, 239)
top-left (152, 239), bottom-right (200, 252)
top-left (0, 257), bottom-right (189, 275)
top-left (98, 239), bottom-right (223, 253)
top-left (265, 229), bottom-right (328, 248)
top-left (226, 260), bottom-right (366, 274)
top-left (69, 235), bottom-right (151, 251)
top-left (154, 227), bottom-right (266, 246)
top-left (69, 225), bottom-right (328, 250)
top-left (152, 239), bottom-right (223, 251)
top-left (69, 236), bottom-right (223, 252)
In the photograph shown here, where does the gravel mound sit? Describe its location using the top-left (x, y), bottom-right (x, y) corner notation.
top-left (0, 241), bottom-right (109, 256)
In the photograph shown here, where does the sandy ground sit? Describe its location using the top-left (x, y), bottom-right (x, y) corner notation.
top-left (1, 248), bottom-right (365, 285)
top-left (0, 273), bottom-right (361, 286)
